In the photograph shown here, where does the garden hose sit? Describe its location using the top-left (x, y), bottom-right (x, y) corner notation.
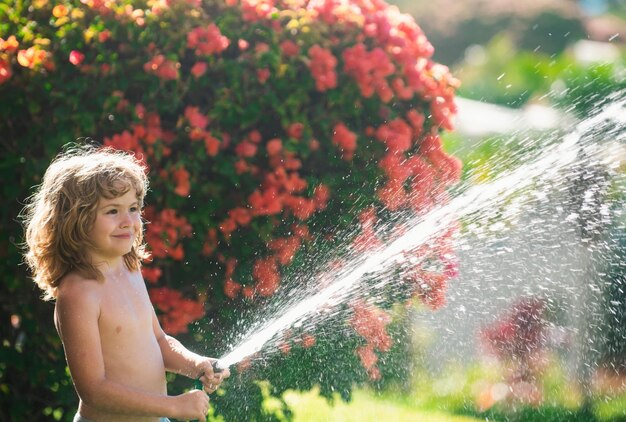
top-left (192, 360), bottom-right (226, 421)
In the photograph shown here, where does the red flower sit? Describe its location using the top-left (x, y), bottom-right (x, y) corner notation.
top-left (266, 138), bottom-right (282, 156)
top-left (392, 77), bottom-right (413, 100)
top-left (377, 180), bottom-right (407, 211)
top-left (265, 167), bottom-right (306, 193)
top-left (248, 188), bottom-right (283, 216)
top-left (169, 244), bottom-right (184, 261)
top-left (187, 24), bottom-right (230, 56)
top-left (234, 159), bottom-right (250, 174)
top-left (301, 334), bottom-right (316, 348)
top-left (358, 207), bottom-right (377, 230)
top-left (309, 139), bottom-right (320, 151)
top-left (407, 269), bottom-right (448, 310)
top-left (98, 30), bottom-right (111, 43)
top-left (235, 140), bottom-right (257, 158)
top-left (431, 95), bottom-right (456, 131)
top-left (143, 55), bottom-right (179, 80)
top-left (204, 134), bottom-right (220, 157)
top-left (351, 301), bottom-right (392, 352)
top-left (0, 35), bottom-right (19, 53)
top-left (421, 133), bottom-right (442, 155)
top-left (313, 184), bottom-right (330, 210)
top-left (407, 157), bottom-right (435, 213)
top-left (184, 106), bottom-right (209, 130)
top-left (241, 0), bottom-right (276, 22)
top-left (343, 44), bottom-right (395, 102)
top-left (17, 47), bottom-right (47, 69)
top-left (278, 341), bottom-right (291, 354)
top-left (202, 228), bottom-right (218, 256)
top-left (308, 45), bottom-right (337, 92)
top-left (141, 266), bottom-right (162, 283)
top-left (229, 207), bottom-right (252, 226)
top-left (308, 0), bottom-right (361, 25)
top-left (103, 130), bottom-right (146, 163)
top-left (144, 207), bottom-right (192, 260)
top-left (224, 258), bottom-right (237, 278)
top-left (190, 62), bottom-right (207, 78)
top-left (0, 60), bottom-right (11, 84)
top-left (248, 130), bottom-right (262, 143)
top-left (406, 109), bottom-right (425, 135)
top-left (367, 367), bottom-right (381, 381)
top-left (284, 196), bottom-right (315, 220)
top-left (283, 153), bottom-right (302, 171)
top-left (149, 287), bottom-right (205, 334)
top-left (79, 0), bottom-right (110, 12)
top-left (379, 152), bottom-right (412, 184)
top-left (240, 286), bottom-right (253, 298)
top-left (268, 236), bottom-right (301, 266)
top-left (286, 122), bottom-right (304, 140)
top-left (280, 40), bottom-right (299, 57)
top-left (332, 123), bottom-right (357, 160)
top-left (255, 42), bottom-right (270, 54)
top-left (135, 103), bottom-right (146, 119)
top-left (375, 118), bottom-right (412, 153)
top-left (172, 166), bottom-right (191, 197)
top-left (52, 4), bottom-right (69, 17)
top-left (481, 298), bottom-right (546, 361)
top-left (292, 224), bottom-right (311, 241)
top-left (356, 344), bottom-right (377, 370)
top-left (353, 208), bottom-right (380, 252)
top-left (439, 154), bottom-right (463, 184)
top-left (238, 39), bottom-right (250, 50)
top-left (219, 217), bottom-right (237, 238)
top-left (69, 50), bottom-right (85, 66)
top-left (256, 68), bottom-right (270, 84)
top-left (224, 278), bottom-right (242, 299)
top-left (253, 257), bottom-right (281, 296)
top-left (352, 225), bottom-right (382, 253)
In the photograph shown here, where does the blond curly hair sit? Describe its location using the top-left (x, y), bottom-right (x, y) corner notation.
top-left (22, 145), bottom-right (150, 300)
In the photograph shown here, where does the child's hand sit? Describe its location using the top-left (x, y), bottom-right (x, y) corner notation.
top-left (196, 358), bottom-right (230, 394)
top-left (173, 389), bottom-right (210, 421)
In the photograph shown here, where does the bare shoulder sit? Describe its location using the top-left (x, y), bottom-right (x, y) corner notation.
top-left (56, 272), bottom-right (102, 302)
top-left (55, 273), bottom-right (102, 331)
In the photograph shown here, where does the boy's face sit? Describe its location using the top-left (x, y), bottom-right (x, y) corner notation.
top-left (88, 188), bottom-right (142, 265)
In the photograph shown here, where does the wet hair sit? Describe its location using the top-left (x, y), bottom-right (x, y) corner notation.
top-left (21, 145), bottom-right (150, 300)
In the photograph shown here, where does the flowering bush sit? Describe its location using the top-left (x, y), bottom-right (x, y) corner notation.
top-left (479, 297), bottom-right (548, 408)
top-left (1, 0), bottom-right (461, 419)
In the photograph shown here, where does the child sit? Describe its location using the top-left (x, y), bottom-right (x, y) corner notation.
top-left (22, 146), bottom-right (229, 422)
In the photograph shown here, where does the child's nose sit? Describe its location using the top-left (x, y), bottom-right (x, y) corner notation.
top-left (119, 212), bottom-right (132, 227)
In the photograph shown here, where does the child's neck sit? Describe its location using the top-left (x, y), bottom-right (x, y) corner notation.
top-left (91, 255), bottom-right (128, 277)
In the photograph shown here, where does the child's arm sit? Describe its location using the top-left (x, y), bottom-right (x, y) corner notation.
top-left (152, 312), bottom-right (230, 393)
top-left (56, 282), bottom-right (209, 420)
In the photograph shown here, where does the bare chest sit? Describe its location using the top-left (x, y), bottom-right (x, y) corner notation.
top-left (98, 275), bottom-right (153, 339)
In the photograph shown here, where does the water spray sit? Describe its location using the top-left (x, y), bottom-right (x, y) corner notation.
top-left (211, 96), bottom-right (626, 373)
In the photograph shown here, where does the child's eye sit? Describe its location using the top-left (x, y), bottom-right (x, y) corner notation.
top-left (130, 206), bottom-right (139, 213)
top-left (106, 209), bottom-right (118, 215)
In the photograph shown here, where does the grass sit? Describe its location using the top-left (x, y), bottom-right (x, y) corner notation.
top-left (277, 357), bottom-right (626, 422)
top-left (595, 393), bottom-right (626, 422)
top-left (283, 388), bottom-right (485, 422)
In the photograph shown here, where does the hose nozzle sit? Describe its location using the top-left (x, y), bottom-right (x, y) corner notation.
top-left (194, 360), bottom-right (228, 392)
top-left (212, 359), bottom-right (227, 373)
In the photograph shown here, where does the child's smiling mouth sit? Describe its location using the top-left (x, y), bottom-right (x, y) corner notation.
top-left (112, 233), bottom-right (132, 239)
